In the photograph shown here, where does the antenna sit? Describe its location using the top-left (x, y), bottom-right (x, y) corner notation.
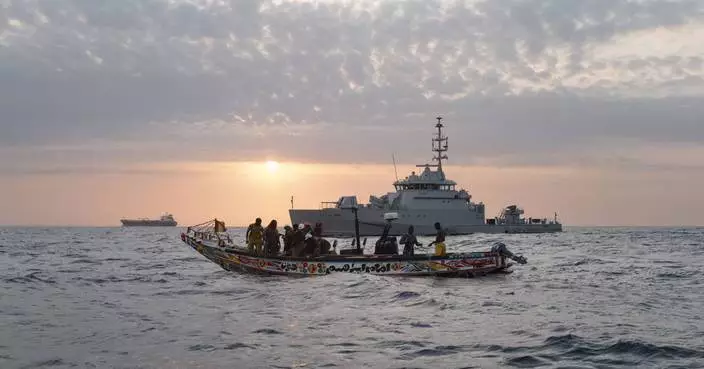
top-left (414, 116), bottom-right (450, 174)
top-left (290, 196), bottom-right (294, 209)
top-left (392, 153), bottom-right (399, 181)
top-left (433, 116), bottom-right (448, 173)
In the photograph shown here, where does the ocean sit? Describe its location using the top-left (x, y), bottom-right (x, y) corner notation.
top-left (1, 226), bottom-right (703, 369)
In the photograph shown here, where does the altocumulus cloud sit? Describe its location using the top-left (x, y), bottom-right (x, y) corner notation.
top-left (1, 0), bottom-right (704, 170)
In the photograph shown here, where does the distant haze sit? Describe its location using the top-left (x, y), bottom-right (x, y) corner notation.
top-left (1, 0), bottom-right (703, 226)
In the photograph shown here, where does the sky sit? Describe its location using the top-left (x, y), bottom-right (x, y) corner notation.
top-left (1, 0), bottom-right (704, 226)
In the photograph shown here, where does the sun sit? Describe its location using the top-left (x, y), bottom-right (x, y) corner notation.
top-left (265, 160), bottom-right (279, 173)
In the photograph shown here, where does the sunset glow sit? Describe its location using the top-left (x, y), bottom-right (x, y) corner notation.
top-left (266, 160), bottom-right (280, 173)
top-left (1, 0), bottom-right (704, 227)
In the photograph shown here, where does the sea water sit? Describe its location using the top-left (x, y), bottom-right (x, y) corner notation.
top-left (1, 226), bottom-right (703, 368)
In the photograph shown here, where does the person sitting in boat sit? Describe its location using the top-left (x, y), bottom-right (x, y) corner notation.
top-left (374, 222), bottom-right (398, 255)
top-left (319, 239), bottom-right (334, 255)
top-left (310, 222), bottom-right (334, 256)
top-left (399, 226), bottom-right (422, 258)
top-left (301, 223), bottom-right (323, 256)
top-left (246, 218), bottom-right (264, 255)
top-left (263, 219), bottom-right (281, 256)
top-left (428, 222), bottom-right (447, 257)
top-left (303, 235), bottom-right (319, 257)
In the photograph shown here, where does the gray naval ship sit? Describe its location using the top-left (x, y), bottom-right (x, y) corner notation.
top-left (120, 213), bottom-right (178, 227)
top-left (289, 117), bottom-right (563, 236)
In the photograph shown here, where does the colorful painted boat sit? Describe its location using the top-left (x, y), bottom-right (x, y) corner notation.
top-left (180, 219), bottom-right (528, 278)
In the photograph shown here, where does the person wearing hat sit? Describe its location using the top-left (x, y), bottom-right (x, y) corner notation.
top-left (290, 223), bottom-right (309, 257)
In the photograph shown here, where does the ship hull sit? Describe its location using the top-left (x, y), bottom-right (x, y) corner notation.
top-left (120, 219), bottom-right (178, 227)
top-left (289, 209), bottom-right (561, 236)
top-left (181, 232), bottom-right (515, 278)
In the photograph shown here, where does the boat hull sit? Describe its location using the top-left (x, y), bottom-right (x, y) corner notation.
top-left (181, 233), bottom-right (513, 278)
top-left (289, 209), bottom-right (561, 237)
top-left (121, 219), bottom-right (178, 227)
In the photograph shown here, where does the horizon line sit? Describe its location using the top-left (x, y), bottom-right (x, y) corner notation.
top-left (1, 224), bottom-right (703, 229)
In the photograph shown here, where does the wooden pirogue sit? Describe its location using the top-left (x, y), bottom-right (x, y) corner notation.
top-left (180, 215), bottom-right (528, 278)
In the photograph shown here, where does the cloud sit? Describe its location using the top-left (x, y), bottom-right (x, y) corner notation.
top-left (1, 0), bottom-right (704, 171)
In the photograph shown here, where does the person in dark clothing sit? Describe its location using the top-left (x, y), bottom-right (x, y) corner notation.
top-left (374, 222), bottom-right (398, 255)
top-left (263, 219), bottom-right (281, 256)
top-left (303, 236), bottom-right (319, 256)
top-left (313, 222), bottom-right (323, 237)
top-left (311, 222), bottom-right (330, 256)
top-left (291, 224), bottom-right (310, 257)
top-left (319, 239), bottom-right (333, 255)
top-left (282, 225), bottom-right (293, 255)
top-left (400, 225), bottom-right (422, 257)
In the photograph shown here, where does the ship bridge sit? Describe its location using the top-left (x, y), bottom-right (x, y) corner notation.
top-left (393, 165), bottom-right (457, 191)
top-left (393, 117), bottom-right (460, 193)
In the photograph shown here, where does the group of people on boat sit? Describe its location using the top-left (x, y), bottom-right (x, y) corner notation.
top-left (245, 218), bottom-right (337, 257)
top-left (375, 221), bottom-right (446, 257)
top-left (243, 217), bottom-right (448, 258)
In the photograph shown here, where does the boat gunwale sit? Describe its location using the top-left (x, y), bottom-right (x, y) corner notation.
top-left (182, 233), bottom-right (501, 263)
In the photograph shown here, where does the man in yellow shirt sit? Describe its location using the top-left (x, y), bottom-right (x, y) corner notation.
top-left (245, 218), bottom-right (264, 255)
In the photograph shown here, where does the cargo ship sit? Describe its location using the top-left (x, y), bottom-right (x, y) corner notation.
top-left (120, 213), bottom-right (178, 227)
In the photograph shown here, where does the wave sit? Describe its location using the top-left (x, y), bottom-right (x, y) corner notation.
top-left (485, 334), bottom-right (704, 367)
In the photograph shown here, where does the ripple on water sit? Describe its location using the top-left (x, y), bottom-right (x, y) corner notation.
top-left (2, 227), bottom-right (704, 368)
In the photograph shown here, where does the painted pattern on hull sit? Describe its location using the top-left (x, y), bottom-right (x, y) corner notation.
top-left (182, 233), bottom-right (511, 277)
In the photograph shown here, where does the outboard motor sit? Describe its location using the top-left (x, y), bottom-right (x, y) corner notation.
top-left (374, 212), bottom-right (399, 255)
top-left (491, 242), bottom-right (528, 264)
top-left (374, 236), bottom-right (398, 255)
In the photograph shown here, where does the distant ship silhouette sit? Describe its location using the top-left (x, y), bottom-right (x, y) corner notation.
top-left (120, 213), bottom-right (177, 227)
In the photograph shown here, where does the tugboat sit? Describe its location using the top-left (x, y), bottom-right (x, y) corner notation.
top-left (120, 213), bottom-right (178, 227)
top-left (289, 116), bottom-right (562, 236)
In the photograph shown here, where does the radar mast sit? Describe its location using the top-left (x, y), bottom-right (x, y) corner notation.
top-left (416, 116), bottom-right (448, 178)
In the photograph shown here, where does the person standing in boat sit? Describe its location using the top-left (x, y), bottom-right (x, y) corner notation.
top-left (290, 224), bottom-right (309, 257)
top-left (310, 222), bottom-right (324, 256)
top-left (428, 222), bottom-right (447, 257)
top-left (399, 225), bottom-right (422, 258)
top-left (282, 225), bottom-right (293, 255)
top-left (246, 218), bottom-right (264, 255)
top-left (263, 219), bottom-right (281, 256)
